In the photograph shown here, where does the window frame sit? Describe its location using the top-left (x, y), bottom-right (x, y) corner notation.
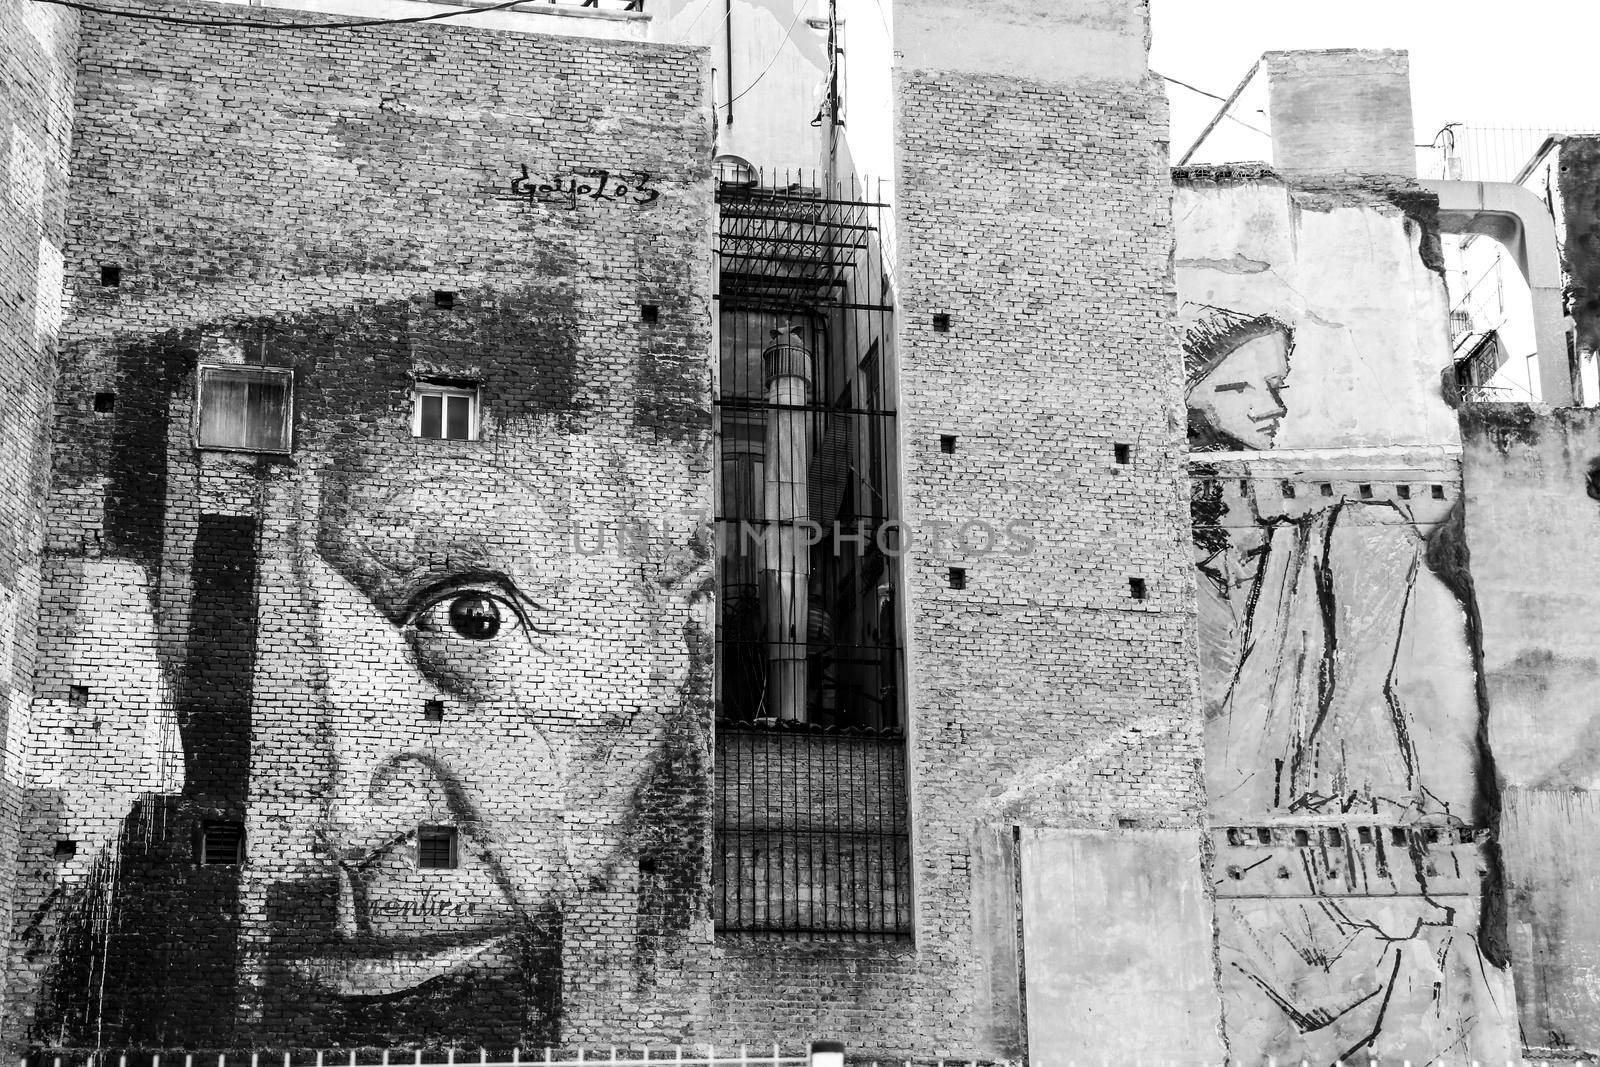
top-left (199, 820), bottom-right (246, 866)
top-left (416, 824), bottom-right (459, 869)
top-left (410, 381), bottom-right (481, 441)
top-left (195, 364), bottom-right (295, 455)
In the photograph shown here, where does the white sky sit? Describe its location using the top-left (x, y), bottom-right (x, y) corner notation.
top-left (1150, 0), bottom-right (1600, 168)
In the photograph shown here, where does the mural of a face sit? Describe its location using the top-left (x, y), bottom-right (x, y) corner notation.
top-left (1184, 310), bottom-right (1294, 452)
top-left (259, 432), bottom-right (709, 1041)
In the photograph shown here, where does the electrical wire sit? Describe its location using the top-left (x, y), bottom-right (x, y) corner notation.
top-left (1156, 71), bottom-right (1270, 139)
top-left (715, 1), bottom-right (807, 109)
top-left (672, 0), bottom-right (718, 43)
top-left (26, 0), bottom-right (601, 31)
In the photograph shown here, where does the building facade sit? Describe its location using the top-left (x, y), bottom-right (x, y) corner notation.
top-left (7, 0), bottom-right (1600, 1062)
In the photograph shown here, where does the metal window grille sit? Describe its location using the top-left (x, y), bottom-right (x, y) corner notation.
top-left (713, 170), bottom-right (910, 939)
top-left (199, 821), bottom-right (244, 866)
top-left (417, 826), bottom-right (458, 869)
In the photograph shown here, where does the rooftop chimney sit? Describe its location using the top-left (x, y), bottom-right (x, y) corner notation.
top-left (1265, 50), bottom-right (1416, 177)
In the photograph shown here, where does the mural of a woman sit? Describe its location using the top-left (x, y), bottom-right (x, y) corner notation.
top-left (1184, 307), bottom-right (1293, 453)
top-left (1185, 304), bottom-right (1507, 1061)
top-left (1184, 304), bottom-right (1479, 821)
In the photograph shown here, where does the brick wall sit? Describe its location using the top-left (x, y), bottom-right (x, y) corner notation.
top-left (705, 22), bottom-right (1198, 1055)
top-left (11, 2), bottom-right (714, 1048)
top-left (0, 0), bottom-right (77, 1043)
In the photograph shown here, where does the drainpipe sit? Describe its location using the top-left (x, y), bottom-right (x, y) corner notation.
top-left (761, 324), bottom-right (813, 721)
top-left (724, 0), bottom-right (734, 125)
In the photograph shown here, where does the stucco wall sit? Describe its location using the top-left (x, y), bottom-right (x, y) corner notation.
top-left (1461, 404), bottom-right (1600, 1052)
top-left (1176, 165), bottom-right (1517, 1061)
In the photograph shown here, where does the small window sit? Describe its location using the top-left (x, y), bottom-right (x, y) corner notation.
top-left (1128, 577), bottom-right (1147, 600)
top-left (418, 825), bottom-right (459, 869)
top-left (93, 391), bottom-right (116, 413)
top-left (100, 265), bottom-right (121, 287)
top-left (940, 435), bottom-right (957, 454)
top-left (1113, 443), bottom-right (1131, 465)
top-left (932, 313), bottom-right (951, 332)
top-left (948, 567), bottom-right (966, 590)
top-left (196, 365), bottom-right (293, 453)
top-left (200, 821), bottom-right (245, 865)
top-left (412, 383), bottom-right (479, 441)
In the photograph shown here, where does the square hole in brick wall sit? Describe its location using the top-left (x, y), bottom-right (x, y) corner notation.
top-left (99, 265), bottom-right (121, 287)
top-left (932, 313), bottom-right (951, 332)
top-left (948, 568), bottom-right (966, 590)
top-left (433, 290), bottom-right (457, 310)
top-left (1431, 484), bottom-right (1445, 499)
top-left (1113, 443), bottom-right (1131, 465)
top-left (1320, 483), bottom-right (1334, 497)
top-left (1280, 481), bottom-right (1297, 499)
top-left (54, 840), bottom-right (76, 861)
top-left (67, 685), bottom-right (88, 707)
top-left (1397, 484), bottom-right (1412, 500)
top-left (418, 825), bottom-right (459, 869)
top-left (423, 699), bottom-right (444, 721)
top-left (1128, 577), bottom-right (1147, 600)
top-left (940, 435), bottom-right (956, 454)
top-left (93, 392), bottom-right (116, 414)
top-left (1359, 484), bottom-right (1374, 499)
top-left (640, 304), bottom-right (659, 323)
top-left (200, 821), bottom-right (244, 865)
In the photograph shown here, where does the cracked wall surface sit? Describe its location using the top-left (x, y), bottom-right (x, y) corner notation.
top-left (1461, 405), bottom-right (1600, 1053)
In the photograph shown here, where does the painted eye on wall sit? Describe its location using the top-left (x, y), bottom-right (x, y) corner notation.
top-left (447, 593), bottom-right (501, 640)
top-left (404, 573), bottom-right (539, 645)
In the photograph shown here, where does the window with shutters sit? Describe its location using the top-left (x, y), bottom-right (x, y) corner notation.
top-left (196, 365), bottom-right (294, 453)
top-left (199, 821), bottom-right (245, 865)
top-left (412, 381), bottom-right (479, 441)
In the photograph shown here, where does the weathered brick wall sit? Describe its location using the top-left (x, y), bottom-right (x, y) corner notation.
top-left (704, 9), bottom-right (1198, 1053)
top-left (0, 0), bottom-right (77, 1042)
top-left (11, 2), bottom-right (714, 1049)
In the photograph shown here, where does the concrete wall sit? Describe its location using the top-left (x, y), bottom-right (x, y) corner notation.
top-left (1461, 405), bottom-right (1600, 1051)
top-left (1176, 163), bottom-right (1518, 1059)
top-left (10, 3), bottom-right (714, 1048)
top-left (1263, 50), bottom-right (1416, 177)
top-left (0, 0), bottom-right (77, 1043)
top-left (1020, 830), bottom-right (1219, 1063)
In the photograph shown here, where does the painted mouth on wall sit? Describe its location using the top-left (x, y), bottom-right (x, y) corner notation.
top-left (290, 929), bottom-right (520, 997)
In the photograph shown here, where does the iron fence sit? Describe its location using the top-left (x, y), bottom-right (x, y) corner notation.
top-left (711, 171), bottom-right (910, 940)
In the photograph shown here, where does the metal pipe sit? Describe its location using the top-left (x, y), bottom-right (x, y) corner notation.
top-left (761, 324), bottom-right (814, 722)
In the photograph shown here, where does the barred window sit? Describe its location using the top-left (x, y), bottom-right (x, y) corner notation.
top-left (199, 821), bottom-right (245, 866)
top-left (417, 825), bottom-right (458, 869)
